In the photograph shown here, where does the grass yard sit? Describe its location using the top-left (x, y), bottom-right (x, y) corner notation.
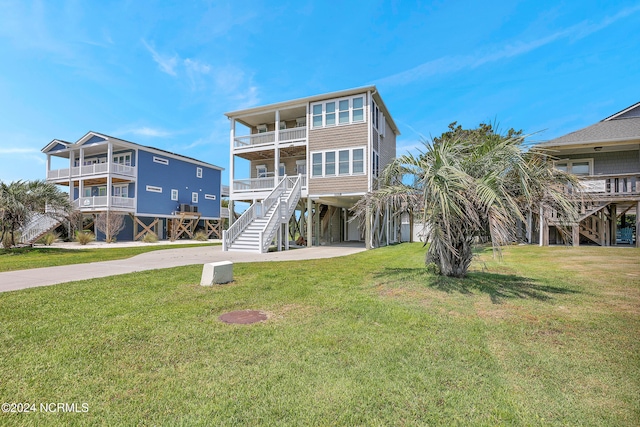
top-left (0, 243), bottom-right (219, 273)
top-left (0, 243), bottom-right (638, 425)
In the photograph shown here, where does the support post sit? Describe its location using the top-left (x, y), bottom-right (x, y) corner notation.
top-left (572, 224), bottom-right (580, 247)
top-left (307, 198), bottom-right (313, 248)
top-left (274, 110), bottom-right (280, 184)
top-left (365, 205), bottom-right (372, 250)
top-left (610, 204), bottom-right (617, 246)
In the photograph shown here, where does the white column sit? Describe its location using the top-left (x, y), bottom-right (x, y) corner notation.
top-left (307, 197), bottom-right (313, 248)
top-left (79, 148), bottom-right (85, 170)
top-left (229, 118), bottom-right (235, 226)
top-left (46, 154), bottom-right (51, 178)
top-left (274, 110), bottom-right (280, 184)
top-left (107, 141), bottom-right (113, 210)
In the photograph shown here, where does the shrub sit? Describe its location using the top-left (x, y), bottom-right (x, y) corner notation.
top-left (142, 232), bottom-right (159, 243)
top-left (39, 231), bottom-right (59, 246)
top-left (194, 230), bottom-right (208, 241)
top-left (75, 231), bottom-right (95, 245)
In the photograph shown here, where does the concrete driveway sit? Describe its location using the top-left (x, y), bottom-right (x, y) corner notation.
top-left (0, 244), bottom-right (366, 293)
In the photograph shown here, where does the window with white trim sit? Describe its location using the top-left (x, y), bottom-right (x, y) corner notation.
top-left (146, 185), bottom-right (162, 193)
top-left (310, 95), bottom-right (366, 128)
top-left (204, 194), bottom-right (216, 200)
top-left (171, 189), bottom-right (178, 201)
top-left (256, 164), bottom-right (267, 178)
top-left (554, 158), bottom-right (593, 176)
top-left (312, 153), bottom-right (322, 177)
top-left (113, 153), bottom-right (132, 166)
top-left (196, 167), bottom-right (202, 178)
top-left (310, 147), bottom-right (367, 177)
top-left (113, 184), bottom-right (128, 198)
top-left (192, 192), bottom-right (198, 203)
top-left (153, 156), bottom-right (168, 165)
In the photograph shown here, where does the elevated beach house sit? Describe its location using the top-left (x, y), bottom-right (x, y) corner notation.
top-left (224, 86), bottom-right (400, 252)
top-left (33, 132), bottom-right (225, 243)
top-left (535, 102), bottom-right (640, 247)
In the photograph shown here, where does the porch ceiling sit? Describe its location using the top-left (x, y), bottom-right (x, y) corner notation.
top-left (235, 145), bottom-right (306, 161)
top-left (234, 106), bottom-right (307, 128)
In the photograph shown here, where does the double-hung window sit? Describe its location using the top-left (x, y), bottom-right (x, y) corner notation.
top-left (311, 95), bottom-right (366, 128)
top-left (325, 152), bottom-right (335, 176)
top-left (310, 147), bottom-right (366, 177)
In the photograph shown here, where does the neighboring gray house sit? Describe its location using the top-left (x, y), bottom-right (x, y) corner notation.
top-left (223, 86), bottom-right (401, 252)
top-left (535, 102), bottom-right (640, 247)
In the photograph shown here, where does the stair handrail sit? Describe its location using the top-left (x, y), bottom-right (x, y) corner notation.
top-left (223, 175), bottom-right (290, 251)
top-left (259, 175), bottom-right (302, 253)
top-left (223, 202), bottom-right (258, 251)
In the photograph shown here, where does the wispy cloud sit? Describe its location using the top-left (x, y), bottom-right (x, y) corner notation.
top-left (0, 147), bottom-right (42, 155)
top-left (119, 126), bottom-right (173, 138)
top-left (141, 39), bottom-right (178, 76)
top-left (376, 5), bottom-right (640, 87)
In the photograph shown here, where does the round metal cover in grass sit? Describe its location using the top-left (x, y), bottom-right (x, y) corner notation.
top-left (219, 310), bottom-right (267, 324)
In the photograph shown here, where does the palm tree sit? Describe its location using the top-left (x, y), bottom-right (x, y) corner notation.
top-left (353, 122), bottom-right (579, 277)
top-left (0, 180), bottom-right (71, 247)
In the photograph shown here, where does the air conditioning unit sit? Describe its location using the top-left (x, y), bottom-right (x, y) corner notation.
top-left (180, 203), bottom-right (191, 212)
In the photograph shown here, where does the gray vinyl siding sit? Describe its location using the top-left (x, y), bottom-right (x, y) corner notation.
top-left (560, 150), bottom-right (640, 175)
top-left (308, 122), bottom-right (369, 195)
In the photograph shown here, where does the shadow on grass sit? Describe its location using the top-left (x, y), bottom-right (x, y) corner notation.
top-left (375, 268), bottom-right (580, 304)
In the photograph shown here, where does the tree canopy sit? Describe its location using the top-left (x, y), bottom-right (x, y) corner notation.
top-left (0, 180), bottom-right (71, 247)
top-left (353, 122), bottom-right (579, 277)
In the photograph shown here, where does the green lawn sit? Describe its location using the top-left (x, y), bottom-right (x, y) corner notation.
top-left (0, 243), bottom-right (219, 272)
top-left (0, 244), bottom-right (638, 425)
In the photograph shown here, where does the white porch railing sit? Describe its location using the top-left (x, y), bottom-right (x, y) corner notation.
top-left (74, 196), bottom-right (134, 209)
top-left (233, 174), bottom-right (307, 193)
top-left (233, 177), bottom-right (276, 192)
top-left (278, 127), bottom-right (306, 142)
top-left (574, 174), bottom-right (640, 197)
top-left (233, 127), bottom-right (307, 148)
top-left (47, 162), bottom-right (136, 180)
top-left (234, 131), bottom-right (276, 148)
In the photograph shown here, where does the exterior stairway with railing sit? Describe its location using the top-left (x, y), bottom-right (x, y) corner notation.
top-left (223, 175), bottom-right (302, 252)
top-left (18, 212), bottom-right (64, 244)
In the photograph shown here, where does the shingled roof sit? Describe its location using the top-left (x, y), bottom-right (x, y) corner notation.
top-left (538, 102), bottom-right (640, 148)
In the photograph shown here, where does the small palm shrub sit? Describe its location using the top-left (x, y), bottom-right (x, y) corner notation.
top-left (193, 230), bottom-right (208, 241)
top-left (75, 231), bottom-right (95, 245)
top-left (39, 231), bottom-right (59, 246)
top-left (142, 232), bottom-right (159, 243)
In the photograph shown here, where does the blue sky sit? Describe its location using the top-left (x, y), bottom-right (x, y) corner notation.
top-left (1, 0), bottom-right (639, 184)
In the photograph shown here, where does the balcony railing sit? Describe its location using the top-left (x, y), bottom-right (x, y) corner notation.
top-left (233, 174), bottom-right (307, 193)
top-left (574, 173), bottom-right (640, 197)
top-left (234, 127), bottom-right (307, 148)
top-left (73, 196), bottom-right (135, 210)
top-left (47, 162), bottom-right (136, 180)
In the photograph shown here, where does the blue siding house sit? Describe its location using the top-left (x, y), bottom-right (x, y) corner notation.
top-left (42, 131), bottom-right (224, 241)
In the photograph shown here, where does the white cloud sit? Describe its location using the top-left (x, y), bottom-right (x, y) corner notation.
top-left (119, 126), bottom-right (172, 138)
top-left (376, 5), bottom-right (640, 87)
top-left (141, 39), bottom-right (178, 76)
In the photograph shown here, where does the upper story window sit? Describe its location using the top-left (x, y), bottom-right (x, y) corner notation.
top-left (311, 147), bottom-right (366, 177)
top-left (153, 156), bottom-right (169, 165)
top-left (113, 153), bottom-right (132, 166)
top-left (371, 100), bottom-right (385, 136)
top-left (196, 167), bottom-right (203, 178)
top-left (257, 124), bottom-right (268, 134)
top-left (554, 159), bottom-right (593, 176)
top-left (311, 95), bottom-right (366, 129)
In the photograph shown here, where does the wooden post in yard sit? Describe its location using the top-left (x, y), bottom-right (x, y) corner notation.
top-left (572, 224), bottom-right (580, 247)
top-left (610, 204), bottom-right (617, 246)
